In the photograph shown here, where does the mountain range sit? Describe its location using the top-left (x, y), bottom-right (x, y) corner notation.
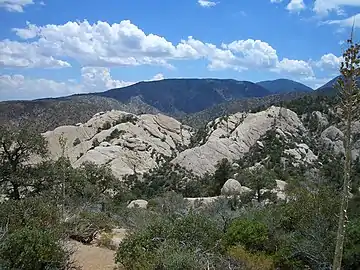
top-left (0, 77), bottom-right (339, 131)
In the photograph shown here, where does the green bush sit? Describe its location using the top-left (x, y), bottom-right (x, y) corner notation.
top-left (0, 227), bottom-right (73, 270)
top-left (115, 213), bottom-right (223, 270)
top-left (0, 197), bottom-right (61, 233)
top-left (225, 218), bottom-right (269, 252)
top-left (343, 218), bottom-right (360, 269)
top-left (73, 138), bottom-right (81, 146)
top-left (228, 245), bottom-right (275, 270)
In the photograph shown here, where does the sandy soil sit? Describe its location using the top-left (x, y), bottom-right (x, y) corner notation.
top-left (70, 240), bottom-right (119, 270)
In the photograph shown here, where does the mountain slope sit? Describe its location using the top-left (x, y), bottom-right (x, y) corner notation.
top-left (257, 78), bottom-right (313, 94)
top-left (93, 78), bottom-right (271, 115)
top-left (182, 91), bottom-right (308, 128)
top-left (0, 95), bottom-right (160, 132)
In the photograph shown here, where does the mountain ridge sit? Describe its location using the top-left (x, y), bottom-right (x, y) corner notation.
top-left (257, 78), bottom-right (313, 94)
top-left (0, 77), bottom-right (339, 132)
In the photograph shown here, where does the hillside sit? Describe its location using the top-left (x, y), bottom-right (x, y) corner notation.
top-left (0, 95), bottom-right (160, 132)
top-left (182, 91), bottom-right (308, 128)
top-left (257, 78), bottom-right (313, 94)
top-left (3, 93), bottom-right (360, 270)
top-left (93, 78), bottom-right (271, 114)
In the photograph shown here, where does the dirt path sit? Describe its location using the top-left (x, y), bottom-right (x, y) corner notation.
top-left (70, 240), bottom-right (120, 270)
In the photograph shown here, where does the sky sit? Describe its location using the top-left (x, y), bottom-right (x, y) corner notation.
top-left (0, 0), bottom-right (360, 101)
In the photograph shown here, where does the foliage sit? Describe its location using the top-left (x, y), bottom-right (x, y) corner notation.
top-left (208, 158), bottom-right (234, 196)
top-left (333, 35), bottom-right (360, 270)
top-left (105, 128), bottom-right (125, 141)
top-left (91, 137), bottom-right (100, 148)
top-left (115, 213), bottom-right (223, 270)
top-left (0, 227), bottom-right (75, 270)
top-left (237, 167), bottom-right (277, 203)
top-left (72, 137), bottom-right (81, 146)
top-left (225, 218), bottom-right (269, 252)
top-left (0, 126), bottom-right (48, 200)
top-left (122, 162), bottom-right (203, 200)
top-left (343, 217), bottom-right (360, 269)
top-left (0, 197), bottom-right (75, 270)
top-left (228, 245), bottom-right (275, 270)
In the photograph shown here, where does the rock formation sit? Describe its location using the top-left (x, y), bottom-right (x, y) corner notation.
top-left (42, 110), bottom-right (192, 179)
top-left (172, 106), bottom-right (306, 176)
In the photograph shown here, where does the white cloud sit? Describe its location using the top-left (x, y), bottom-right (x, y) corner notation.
top-left (3, 20), bottom-right (314, 77)
top-left (315, 53), bottom-right (343, 71)
top-left (270, 0), bottom-right (283, 3)
top-left (0, 68), bottom-right (165, 101)
top-left (324, 13), bottom-right (360, 28)
top-left (299, 76), bottom-right (334, 89)
top-left (151, 73), bottom-right (165, 81)
top-left (0, 40), bottom-right (71, 68)
top-left (0, 0), bottom-right (33, 12)
top-left (286, 0), bottom-right (305, 12)
top-left (198, 0), bottom-right (217, 7)
top-left (275, 58), bottom-right (314, 77)
top-left (314, 0), bottom-right (360, 16)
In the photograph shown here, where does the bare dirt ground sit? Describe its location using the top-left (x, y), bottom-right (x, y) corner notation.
top-left (70, 240), bottom-right (120, 270)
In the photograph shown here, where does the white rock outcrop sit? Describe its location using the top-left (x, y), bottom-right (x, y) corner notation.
top-left (321, 126), bottom-right (344, 155)
top-left (221, 179), bottom-right (241, 195)
top-left (42, 110), bottom-right (192, 179)
top-left (172, 106), bottom-right (306, 176)
top-left (284, 143), bottom-right (317, 165)
top-left (127, 199), bottom-right (148, 209)
top-left (221, 179), bottom-right (251, 196)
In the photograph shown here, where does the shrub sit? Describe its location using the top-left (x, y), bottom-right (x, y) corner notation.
top-left (225, 218), bottom-right (269, 252)
top-left (92, 138), bottom-right (100, 148)
top-left (0, 197), bottom-right (61, 233)
top-left (105, 128), bottom-right (125, 141)
top-left (115, 213), bottom-right (223, 270)
top-left (228, 245), bottom-right (275, 270)
top-left (73, 138), bottom-right (81, 146)
top-left (0, 227), bottom-right (74, 270)
top-left (102, 122), bottom-right (112, 130)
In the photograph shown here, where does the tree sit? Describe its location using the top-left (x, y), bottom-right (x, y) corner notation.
top-left (333, 34), bottom-right (360, 270)
top-left (209, 158), bottom-right (233, 196)
top-left (0, 197), bottom-right (76, 270)
top-left (239, 167), bottom-right (277, 203)
top-left (0, 126), bottom-right (48, 200)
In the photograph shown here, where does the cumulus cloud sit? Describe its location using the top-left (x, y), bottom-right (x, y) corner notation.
top-left (3, 20), bottom-right (314, 77)
top-left (0, 68), bottom-right (164, 101)
top-left (314, 0), bottom-right (360, 16)
top-left (0, 40), bottom-right (71, 68)
top-left (315, 53), bottom-right (343, 71)
top-left (0, 0), bottom-right (33, 12)
top-left (286, 0), bottom-right (305, 12)
top-left (198, 0), bottom-right (217, 7)
top-left (275, 58), bottom-right (314, 77)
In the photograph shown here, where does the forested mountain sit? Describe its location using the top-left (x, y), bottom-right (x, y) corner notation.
top-left (257, 78), bottom-right (313, 94)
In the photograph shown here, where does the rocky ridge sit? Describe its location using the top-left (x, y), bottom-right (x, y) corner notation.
top-left (40, 103), bottom-right (360, 182)
top-left (42, 110), bottom-right (192, 179)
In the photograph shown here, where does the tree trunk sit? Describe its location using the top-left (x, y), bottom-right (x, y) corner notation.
top-left (11, 181), bottom-right (20, 200)
top-left (332, 114), bottom-right (352, 270)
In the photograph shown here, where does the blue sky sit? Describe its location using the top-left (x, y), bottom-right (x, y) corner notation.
top-left (0, 0), bottom-right (359, 100)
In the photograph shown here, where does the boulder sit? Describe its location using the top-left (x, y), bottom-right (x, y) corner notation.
top-left (321, 126), bottom-right (344, 155)
top-left (312, 111), bottom-right (329, 127)
top-left (221, 179), bottom-right (242, 195)
top-left (127, 199), bottom-right (148, 209)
